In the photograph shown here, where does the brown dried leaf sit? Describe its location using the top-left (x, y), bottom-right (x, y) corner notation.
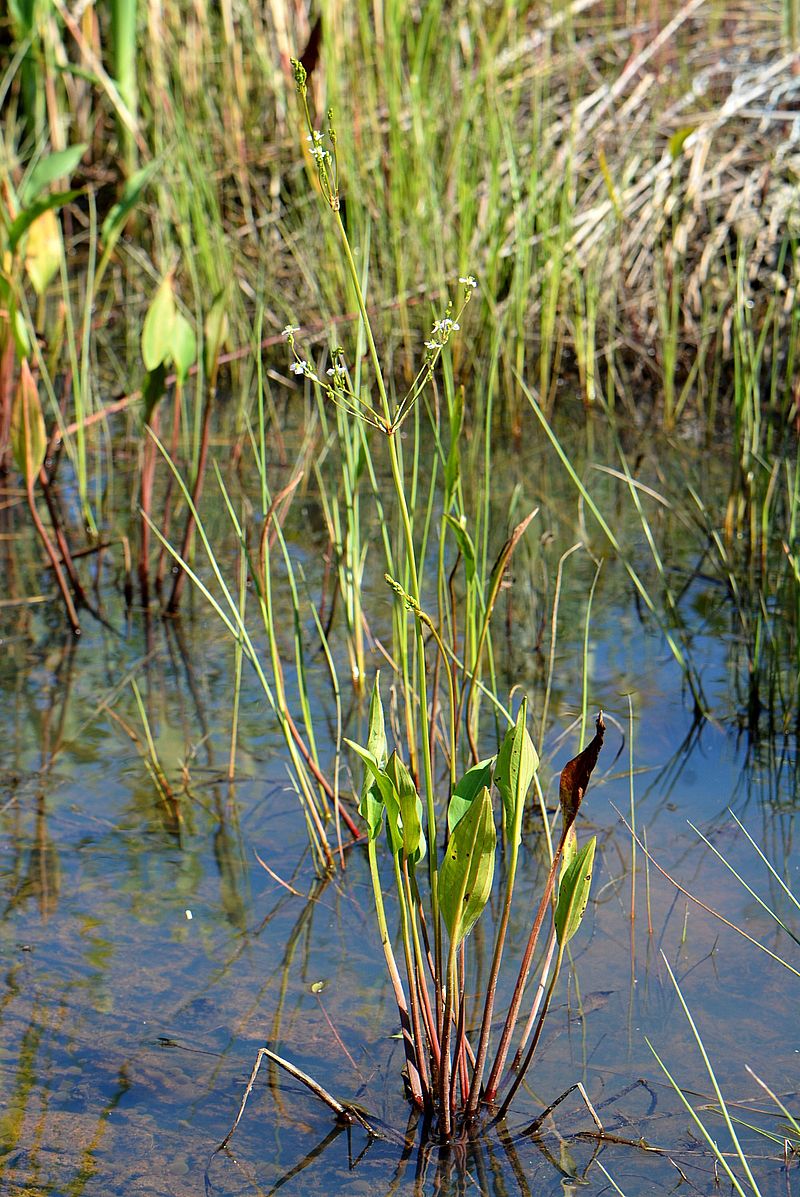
top-left (559, 711), bottom-right (605, 830)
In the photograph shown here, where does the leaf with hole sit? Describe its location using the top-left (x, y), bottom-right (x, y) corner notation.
top-left (554, 837), bottom-right (596, 947)
top-left (440, 785), bottom-right (495, 946)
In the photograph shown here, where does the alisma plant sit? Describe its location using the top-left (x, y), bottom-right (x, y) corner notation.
top-left (349, 684), bottom-right (605, 1136)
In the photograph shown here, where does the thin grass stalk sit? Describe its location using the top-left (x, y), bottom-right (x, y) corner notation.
top-left (650, 953), bottom-right (763, 1197)
top-left (366, 837), bottom-right (424, 1105)
top-left (227, 534), bottom-right (247, 781)
top-left (482, 823), bottom-right (570, 1106)
top-left (510, 924), bottom-right (557, 1071)
top-left (496, 934), bottom-right (567, 1120)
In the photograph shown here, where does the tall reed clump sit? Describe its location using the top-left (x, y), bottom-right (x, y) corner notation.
top-left (284, 62), bottom-right (606, 1136)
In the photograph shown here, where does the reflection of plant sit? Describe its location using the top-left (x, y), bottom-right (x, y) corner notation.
top-left (639, 816), bottom-right (800, 1191)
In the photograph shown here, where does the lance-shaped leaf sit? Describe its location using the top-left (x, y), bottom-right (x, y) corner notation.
top-left (448, 757), bottom-right (495, 834)
top-left (21, 144), bottom-right (87, 206)
top-left (385, 751), bottom-right (425, 862)
top-left (444, 513), bottom-right (476, 584)
top-left (11, 359), bottom-right (46, 487)
top-left (494, 698), bottom-right (538, 843)
top-left (554, 837), bottom-right (596, 947)
top-left (559, 711), bottom-right (605, 832)
top-left (348, 739), bottom-right (395, 843)
top-left (440, 785), bottom-right (495, 946)
top-left (352, 674), bottom-right (389, 840)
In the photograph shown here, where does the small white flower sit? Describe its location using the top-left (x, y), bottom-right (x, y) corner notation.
top-left (424, 340), bottom-right (440, 351)
top-left (310, 145), bottom-right (329, 163)
top-left (307, 130), bottom-right (324, 144)
top-left (282, 324), bottom-right (300, 338)
top-left (326, 364), bottom-right (346, 380)
top-left (290, 360), bottom-right (310, 375)
top-left (433, 317), bottom-right (459, 336)
top-left (459, 275), bottom-right (477, 289)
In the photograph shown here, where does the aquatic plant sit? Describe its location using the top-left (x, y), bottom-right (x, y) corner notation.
top-left (350, 685), bottom-right (604, 1134)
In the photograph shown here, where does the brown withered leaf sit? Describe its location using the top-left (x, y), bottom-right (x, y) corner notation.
top-left (559, 711), bottom-right (605, 830)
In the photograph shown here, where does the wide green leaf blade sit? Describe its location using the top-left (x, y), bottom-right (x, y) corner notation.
top-left (171, 311), bottom-right (197, 383)
top-left (448, 757), bottom-right (494, 834)
top-left (494, 698), bottom-right (538, 843)
top-left (21, 144), bottom-right (87, 206)
top-left (385, 751), bottom-right (425, 861)
top-left (142, 275), bottom-right (176, 372)
top-left (440, 785), bottom-right (495, 946)
top-left (554, 837), bottom-right (596, 947)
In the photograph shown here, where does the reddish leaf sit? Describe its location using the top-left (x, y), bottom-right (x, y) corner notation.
top-left (559, 711), bottom-right (605, 830)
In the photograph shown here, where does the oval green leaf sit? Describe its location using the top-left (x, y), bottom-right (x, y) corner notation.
top-left (142, 275), bottom-right (176, 372)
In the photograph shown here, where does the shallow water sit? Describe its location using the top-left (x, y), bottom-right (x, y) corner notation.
top-left (1, 415), bottom-right (798, 1196)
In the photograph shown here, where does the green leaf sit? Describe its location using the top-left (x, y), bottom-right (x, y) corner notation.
top-left (448, 757), bottom-right (494, 835)
top-left (353, 674), bottom-right (389, 838)
top-left (494, 699), bottom-right (538, 843)
top-left (444, 513), bottom-right (476, 584)
top-left (365, 672), bottom-right (387, 766)
top-left (353, 677), bottom-right (388, 838)
top-left (440, 785), bottom-right (495, 946)
top-left (669, 126), bottom-right (696, 161)
top-left (204, 291), bottom-right (229, 378)
top-left (349, 717), bottom-right (394, 842)
top-left (171, 311), bottom-right (196, 383)
top-left (385, 751), bottom-right (425, 861)
top-left (554, 837), bottom-right (596, 947)
top-left (24, 207), bottom-right (62, 296)
top-left (21, 144), bottom-right (87, 206)
top-left (11, 359), bottom-right (47, 486)
top-left (8, 190), bottom-right (81, 253)
top-left (142, 275), bottom-right (176, 372)
top-left (100, 160), bottom-right (159, 245)
top-left (10, 302), bottom-right (32, 359)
